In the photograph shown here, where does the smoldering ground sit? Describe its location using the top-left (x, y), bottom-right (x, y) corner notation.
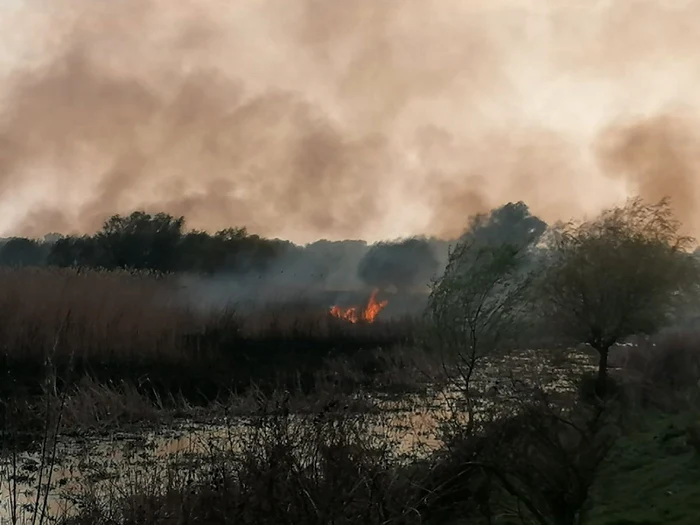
top-left (1, 1), bottom-right (700, 244)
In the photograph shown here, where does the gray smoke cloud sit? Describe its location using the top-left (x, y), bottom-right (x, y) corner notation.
top-left (177, 239), bottom-right (373, 312)
top-left (0, 0), bottom-right (699, 244)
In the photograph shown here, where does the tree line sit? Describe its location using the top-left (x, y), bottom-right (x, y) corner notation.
top-left (0, 213), bottom-right (291, 275)
top-left (0, 210), bottom-right (448, 291)
top-left (0, 202), bottom-right (557, 292)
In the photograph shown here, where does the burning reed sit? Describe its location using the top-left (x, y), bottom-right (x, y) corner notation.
top-left (329, 288), bottom-right (389, 324)
top-left (0, 267), bottom-right (418, 418)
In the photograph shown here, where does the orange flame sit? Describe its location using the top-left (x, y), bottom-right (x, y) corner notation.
top-left (329, 289), bottom-right (389, 324)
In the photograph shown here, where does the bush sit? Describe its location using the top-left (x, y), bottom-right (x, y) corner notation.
top-left (577, 371), bottom-right (622, 405)
top-left (609, 332), bottom-right (700, 409)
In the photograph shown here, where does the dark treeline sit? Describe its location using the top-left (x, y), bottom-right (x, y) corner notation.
top-left (0, 202), bottom-right (553, 293)
top-left (0, 212), bottom-right (293, 275)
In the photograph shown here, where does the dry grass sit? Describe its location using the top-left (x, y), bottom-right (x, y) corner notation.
top-left (0, 267), bottom-right (189, 363)
top-left (0, 267), bottom-right (421, 433)
top-left (0, 267), bottom-right (415, 363)
top-left (59, 377), bottom-right (170, 431)
top-left (5, 331), bottom-right (700, 524)
top-left (42, 391), bottom-right (431, 525)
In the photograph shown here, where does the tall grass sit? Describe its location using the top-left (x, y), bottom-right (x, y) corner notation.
top-left (0, 267), bottom-right (420, 432)
top-left (0, 267), bottom-right (413, 363)
top-left (0, 268), bottom-right (188, 362)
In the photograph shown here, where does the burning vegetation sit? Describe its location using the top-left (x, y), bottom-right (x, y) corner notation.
top-left (329, 289), bottom-right (389, 324)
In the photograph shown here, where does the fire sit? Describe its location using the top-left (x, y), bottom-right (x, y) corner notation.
top-left (362, 289), bottom-right (389, 322)
top-left (329, 289), bottom-right (389, 324)
top-left (329, 305), bottom-right (360, 323)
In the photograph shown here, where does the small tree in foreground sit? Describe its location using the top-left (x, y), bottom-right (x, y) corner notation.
top-left (427, 237), bottom-right (537, 428)
top-left (538, 197), bottom-right (700, 396)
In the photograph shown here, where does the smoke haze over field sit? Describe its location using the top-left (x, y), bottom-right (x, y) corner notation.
top-left (1, 0), bottom-right (700, 243)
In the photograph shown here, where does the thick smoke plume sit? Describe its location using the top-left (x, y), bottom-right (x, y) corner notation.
top-left (1, 0), bottom-right (700, 243)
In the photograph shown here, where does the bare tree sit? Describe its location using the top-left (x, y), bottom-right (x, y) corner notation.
top-left (538, 197), bottom-right (700, 396)
top-left (427, 237), bottom-right (537, 430)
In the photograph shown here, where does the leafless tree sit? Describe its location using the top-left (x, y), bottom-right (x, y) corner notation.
top-left (427, 237), bottom-right (537, 431)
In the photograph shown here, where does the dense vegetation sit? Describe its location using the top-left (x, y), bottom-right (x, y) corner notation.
top-left (0, 211), bottom-right (448, 290)
top-left (2, 197), bottom-right (700, 524)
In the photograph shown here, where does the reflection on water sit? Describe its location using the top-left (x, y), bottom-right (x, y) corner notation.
top-left (0, 406), bottom-right (439, 521)
top-left (0, 349), bottom-right (594, 523)
top-left (0, 390), bottom-right (465, 523)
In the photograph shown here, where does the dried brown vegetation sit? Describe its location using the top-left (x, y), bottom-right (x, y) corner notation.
top-left (58, 393), bottom-right (429, 525)
top-left (0, 266), bottom-right (419, 433)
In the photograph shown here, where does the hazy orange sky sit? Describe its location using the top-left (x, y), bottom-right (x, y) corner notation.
top-left (0, 0), bottom-right (698, 243)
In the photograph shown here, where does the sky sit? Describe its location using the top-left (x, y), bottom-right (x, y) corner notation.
top-left (0, 0), bottom-right (698, 243)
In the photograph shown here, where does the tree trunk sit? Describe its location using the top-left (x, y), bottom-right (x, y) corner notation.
top-left (596, 346), bottom-right (610, 398)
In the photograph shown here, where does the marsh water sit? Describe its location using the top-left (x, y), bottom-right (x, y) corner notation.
top-left (0, 349), bottom-right (595, 523)
top-left (0, 398), bottom-right (448, 523)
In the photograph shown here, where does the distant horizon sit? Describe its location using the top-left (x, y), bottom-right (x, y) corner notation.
top-left (0, 227), bottom-right (459, 247)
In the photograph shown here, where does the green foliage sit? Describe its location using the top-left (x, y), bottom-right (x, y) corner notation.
top-left (177, 228), bottom-right (293, 274)
top-left (424, 201), bottom-right (548, 354)
top-left (0, 237), bottom-right (48, 267)
top-left (97, 211), bottom-right (185, 272)
top-left (587, 412), bottom-right (700, 525)
top-left (46, 235), bottom-right (102, 268)
top-left (0, 202), bottom-right (548, 283)
top-left (37, 211), bottom-right (294, 275)
top-left (539, 197), bottom-right (700, 351)
top-left (537, 197), bottom-right (700, 395)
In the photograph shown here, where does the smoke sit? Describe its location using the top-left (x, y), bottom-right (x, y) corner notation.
top-left (596, 111), bottom-right (700, 233)
top-left (177, 239), bottom-right (372, 312)
top-left (1, 0), bottom-right (700, 243)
